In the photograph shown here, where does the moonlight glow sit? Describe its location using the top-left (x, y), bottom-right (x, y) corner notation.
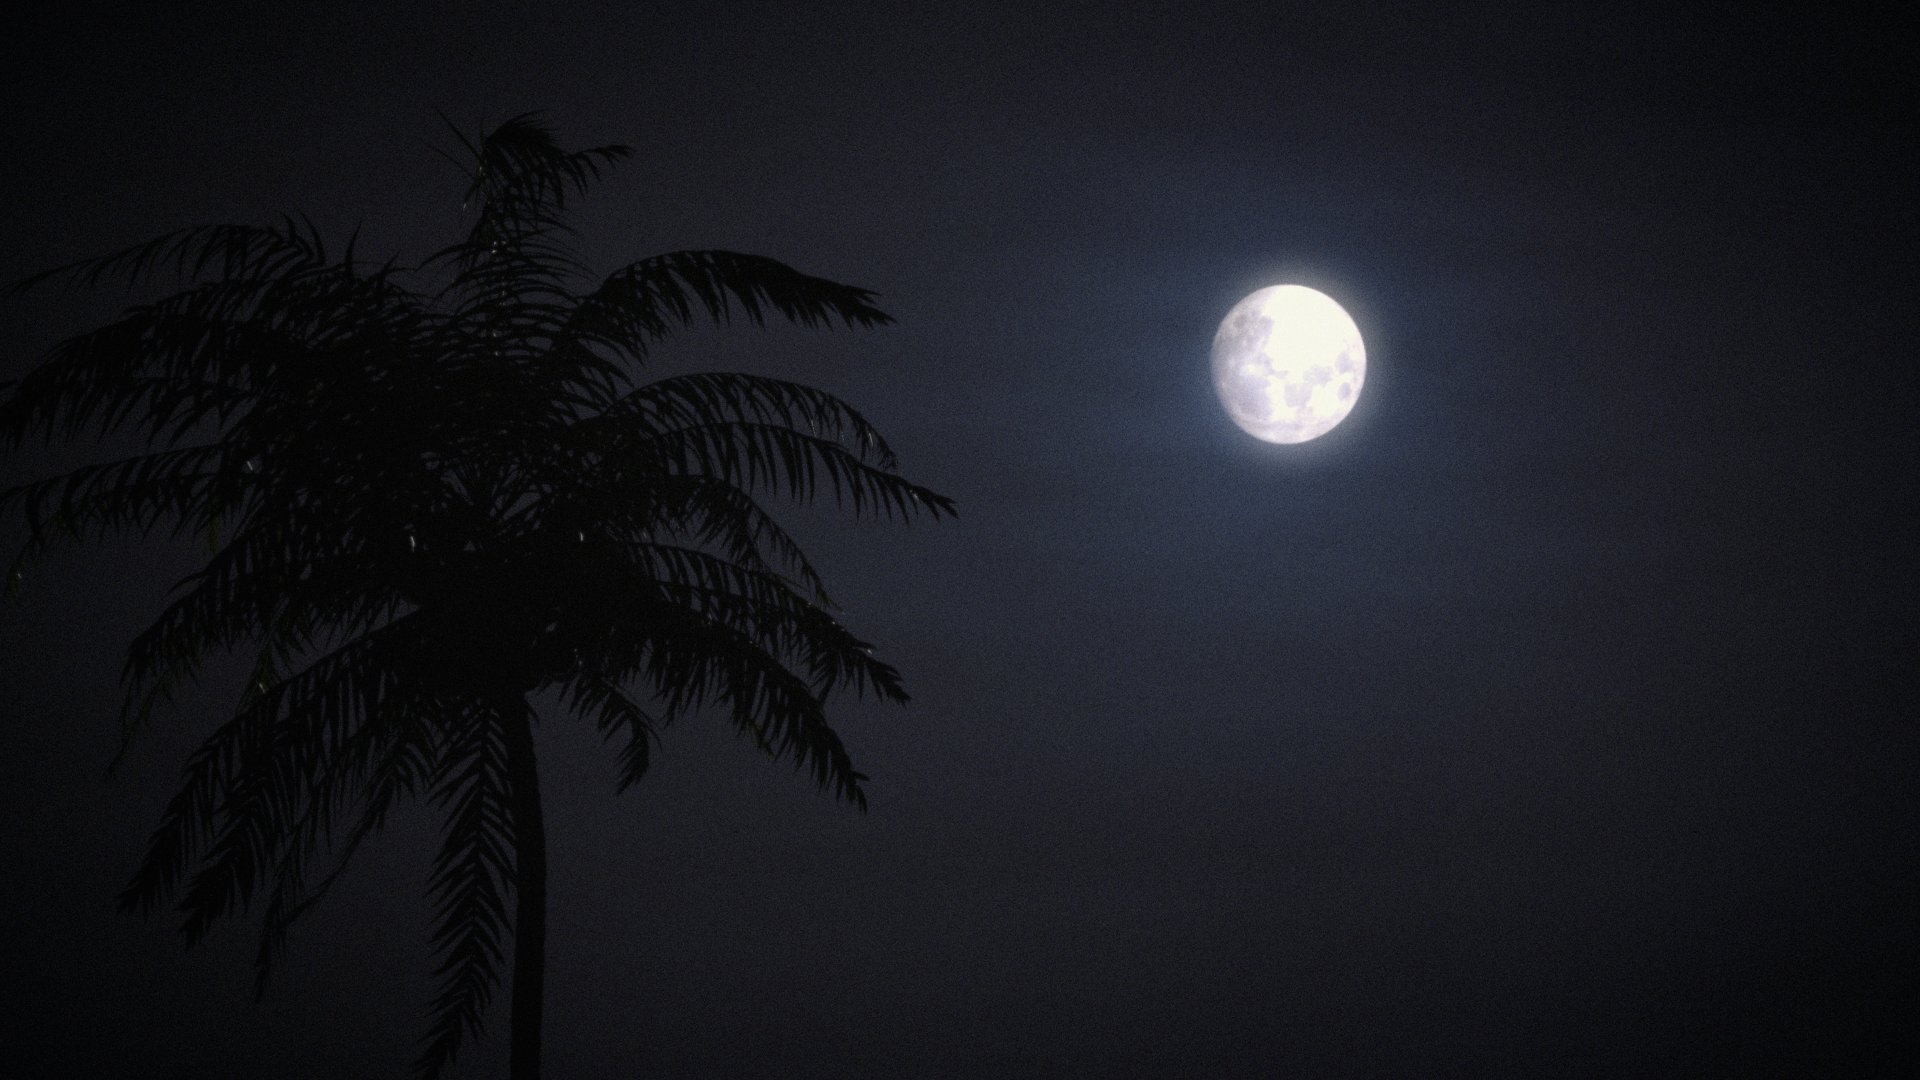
top-left (1211, 285), bottom-right (1365, 443)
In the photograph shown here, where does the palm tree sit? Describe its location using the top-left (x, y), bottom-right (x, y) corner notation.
top-left (0, 115), bottom-right (952, 1079)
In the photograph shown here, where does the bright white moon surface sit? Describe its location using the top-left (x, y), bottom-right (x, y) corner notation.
top-left (1211, 285), bottom-right (1366, 443)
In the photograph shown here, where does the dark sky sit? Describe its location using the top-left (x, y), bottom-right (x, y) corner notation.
top-left (3, 2), bottom-right (1915, 1077)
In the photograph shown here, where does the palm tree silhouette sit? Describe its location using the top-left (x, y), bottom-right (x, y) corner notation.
top-left (0, 115), bottom-right (952, 1079)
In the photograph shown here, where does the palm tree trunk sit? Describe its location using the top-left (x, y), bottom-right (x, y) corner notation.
top-left (503, 700), bottom-right (547, 1080)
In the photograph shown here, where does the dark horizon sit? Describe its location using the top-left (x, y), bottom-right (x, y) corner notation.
top-left (3, 2), bottom-right (1915, 1077)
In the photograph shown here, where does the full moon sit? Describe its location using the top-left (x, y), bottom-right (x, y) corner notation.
top-left (1211, 285), bottom-right (1366, 443)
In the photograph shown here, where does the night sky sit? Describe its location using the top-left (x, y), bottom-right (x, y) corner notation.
top-left (3, 3), bottom-right (1916, 1077)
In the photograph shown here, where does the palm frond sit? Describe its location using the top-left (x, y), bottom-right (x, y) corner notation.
top-left (453, 112), bottom-right (630, 222)
top-left (118, 618), bottom-right (415, 926)
top-left (637, 474), bottom-right (835, 602)
top-left (628, 418), bottom-right (952, 521)
top-left (635, 612), bottom-right (871, 808)
top-left (415, 701), bottom-right (517, 1080)
top-left (254, 691), bottom-right (439, 993)
top-left (562, 676), bottom-right (663, 793)
top-left (0, 443), bottom-right (238, 597)
top-left (622, 542), bottom-right (907, 701)
top-left (5, 219), bottom-right (330, 298)
top-left (562, 251), bottom-right (891, 371)
top-left (541, 544), bottom-right (901, 807)
top-left (600, 371), bottom-right (902, 462)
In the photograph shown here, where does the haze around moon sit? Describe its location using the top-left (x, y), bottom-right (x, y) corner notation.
top-left (1211, 285), bottom-right (1366, 443)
